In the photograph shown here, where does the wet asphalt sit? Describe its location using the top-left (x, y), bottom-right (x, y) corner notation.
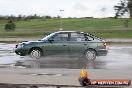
top-left (0, 43), bottom-right (132, 69)
top-left (0, 43), bottom-right (132, 88)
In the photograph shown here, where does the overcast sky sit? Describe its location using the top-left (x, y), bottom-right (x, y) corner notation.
top-left (0, 0), bottom-right (120, 18)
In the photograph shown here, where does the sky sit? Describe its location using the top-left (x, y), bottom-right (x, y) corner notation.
top-left (0, 0), bottom-right (120, 18)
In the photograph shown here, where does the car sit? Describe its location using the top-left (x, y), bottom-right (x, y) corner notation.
top-left (15, 31), bottom-right (108, 60)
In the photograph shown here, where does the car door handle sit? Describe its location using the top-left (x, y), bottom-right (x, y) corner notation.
top-left (63, 44), bottom-right (67, 46)
top-left (84, 44), bottom-right (87, 45)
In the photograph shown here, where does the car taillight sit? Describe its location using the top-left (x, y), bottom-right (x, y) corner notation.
top-left (103, 42), bottom-right (109, 50)
top-left (103, 43), bottom-right (107, 47)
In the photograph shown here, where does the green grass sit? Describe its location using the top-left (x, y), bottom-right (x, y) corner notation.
top-left (0, 18), bottom-right (132, 38)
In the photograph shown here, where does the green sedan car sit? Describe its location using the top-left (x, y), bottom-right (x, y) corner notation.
top-left (15, 31), bottom-right (108, 60)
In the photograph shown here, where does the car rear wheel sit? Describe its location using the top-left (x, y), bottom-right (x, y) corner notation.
top-left (30, 48), bottom-right (42, 59)
top-left (85, 49), bottom-right (96, 61)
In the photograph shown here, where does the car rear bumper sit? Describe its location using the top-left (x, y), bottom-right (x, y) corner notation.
top-left (15, 48), bottom-right (28, 56)
top-left (97, 49), bottom-right (108, 56)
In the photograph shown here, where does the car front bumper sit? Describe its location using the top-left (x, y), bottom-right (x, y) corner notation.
top-left (15, 48), bottom-right (28, 56)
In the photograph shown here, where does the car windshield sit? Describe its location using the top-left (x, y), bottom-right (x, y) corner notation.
top-left (41, 32), bottom-right (55, 41)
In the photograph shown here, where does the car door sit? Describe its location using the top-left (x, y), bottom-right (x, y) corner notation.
top-left (68, 32), bottom-right (88, 54)
top-left (44, 32), bottom-right (69, 55)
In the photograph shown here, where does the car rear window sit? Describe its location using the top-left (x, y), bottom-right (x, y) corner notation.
top-left (70, 33), bottom-right (85, 41)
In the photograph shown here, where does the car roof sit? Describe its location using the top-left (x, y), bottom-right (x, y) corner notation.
top-left (55, 31), bottom-right (84, 33)
top-left (57, 31), bottom-right (76, 33)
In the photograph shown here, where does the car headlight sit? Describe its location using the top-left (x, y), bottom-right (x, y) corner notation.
top-left (16, 44), bottom-right (24, 48)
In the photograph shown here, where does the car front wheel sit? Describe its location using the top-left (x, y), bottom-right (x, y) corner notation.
top-left (85, 49), bottom-right (96, 61)
top-left (30, 48), bottom-right (42, 59)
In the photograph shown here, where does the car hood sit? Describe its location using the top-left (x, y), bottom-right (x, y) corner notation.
top-left (21, 40), bottom-right (46, 45)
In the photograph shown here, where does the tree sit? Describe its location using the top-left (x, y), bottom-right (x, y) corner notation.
top-left (17, 15), bottom-right (22, 21)
top-left (114, 0), bottom-right (129, 18)
top-left (45, 16), bottom-right (52, 19)
top-left (4, 20), bottom-right (16, 31)
top-left (114, 0), bottom-right (131, 28)
top-left (114, 0), bottom-right (132, 18)
top-left (128, 0), bottom-right (132, 17)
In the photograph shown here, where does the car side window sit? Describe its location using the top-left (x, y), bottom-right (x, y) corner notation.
top-left (87, 36), bottom-right (94, 41)
top-left (53, 33), bottom-right (68, 42)
top-left (70, 33), bottom-right (85, 41)
top-left (84, 34), bottom-right (94, 41)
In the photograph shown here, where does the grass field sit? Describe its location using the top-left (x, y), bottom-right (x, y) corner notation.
top-left (0, 18), bottom-right (132, 38)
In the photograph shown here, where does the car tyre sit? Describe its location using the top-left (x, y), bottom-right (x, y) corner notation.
top-left (85, 49), bottom-right (96, 61)
top-left (30, 48), bottom-right (42, 59)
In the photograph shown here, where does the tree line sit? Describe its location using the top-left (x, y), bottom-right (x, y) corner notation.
top-left (3, 14), bottom-right (61, 31)
top-left (0, 14), bottom-right (60, 21)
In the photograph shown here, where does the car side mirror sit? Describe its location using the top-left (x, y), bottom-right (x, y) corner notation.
top-left (48, 39), bottom-right (54, 43)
